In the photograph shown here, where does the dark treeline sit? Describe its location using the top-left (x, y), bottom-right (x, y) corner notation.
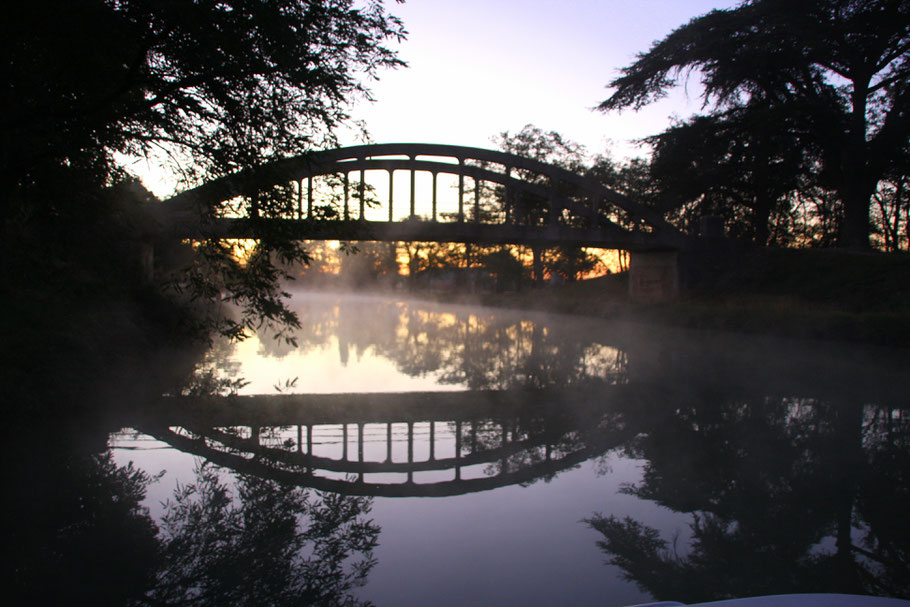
top-left (586, 395), bottom-right (910, 601)
top-left (289, 238), bottom-right (611, 293)
top-left (599, 0), bottom-right (910, 251)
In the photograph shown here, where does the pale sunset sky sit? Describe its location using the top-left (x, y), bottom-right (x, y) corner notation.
top-left (131, 0), bottom-right (741, 197)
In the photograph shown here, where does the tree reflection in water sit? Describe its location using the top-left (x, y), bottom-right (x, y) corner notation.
top-left (168, 303), bottom-right (910, 604)
top-left (585, 393), bottom-right (910, 602)
top-left (252, 295), bottom-right (629, 391)
top-left (66, 295), bottom-right (907, 605)
top-left (149, 464), bottom-right (378, 607)
top-left (166, 299), bottom-right (910, 604)
top-left (8, 380), bottom-right (380, 606)
top-left (10, 423), bottom-right (379, 606)
top-left (10, 450), bottom-right (160, 606)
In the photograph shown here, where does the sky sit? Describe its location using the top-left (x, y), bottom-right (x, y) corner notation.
top-left (344, 0), bottom-right (741, 156)
top-left (133, 0), bottom-right (741, 198)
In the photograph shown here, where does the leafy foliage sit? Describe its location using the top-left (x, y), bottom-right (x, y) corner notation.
top-left (4, 0), bottom-right (405, 195)
top-left (149, 464), bottom-right (380, 606)
top-left (4, 0), bottom-right (406, 342)
top-left (599, 0), bottom-right (910, 248)
top-left (586, 394), bottom-right (910, 601)
top-left (8, 451), bottom-right (161, 605)
top-left (492, 125), bottom-right (603, 282)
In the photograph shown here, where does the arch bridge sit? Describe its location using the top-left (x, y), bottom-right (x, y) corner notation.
top-left (127, 388), bottom-right (635, 498)
top-left (162, 143), bottom-right (690, 252)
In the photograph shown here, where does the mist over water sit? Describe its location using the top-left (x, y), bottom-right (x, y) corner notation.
top-left (16, 292), bottom-right (910, 606)
top-left (217, 291), bottom-right (633, 394)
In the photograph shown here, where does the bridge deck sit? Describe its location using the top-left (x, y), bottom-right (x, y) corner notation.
top-left (171, 217), bottom-right (680, 250)
top-left (132, 387), bottom-right (624, 426)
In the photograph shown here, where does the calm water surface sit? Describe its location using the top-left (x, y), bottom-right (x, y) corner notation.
top-left (24, 293), bottom-right (910, 605)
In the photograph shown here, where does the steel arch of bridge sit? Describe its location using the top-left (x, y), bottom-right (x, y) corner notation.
top-left (129, 388), bottom-right (633, 498)
top-left (163, 143), bottom-right (689, 250)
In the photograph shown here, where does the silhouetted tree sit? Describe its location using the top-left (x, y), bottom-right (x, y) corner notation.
top-left (9, 452), bottom-right (160, 606)
top-left (542, 245), bottom-right (604, 282)
top-left (481, 247), bottom-right (528, 291)
top-left (586, 156), bottom-right (660, 209)
top-left (647, 103), bottom-right (809, 244)
top-left (871, 173), bottom-right (910, 251)
top-left (5, 0), bottom-right (404, 199)
top-left (599, 0), bottom-right (910, 249)
top-left (493, 125), bottom-right (594, 282)
top-left (586, 395), bottom-right (910, 602)
top-left (147, 464), bottom-right (380, 607)
top-left (4, 0), bottom-right (405, 341)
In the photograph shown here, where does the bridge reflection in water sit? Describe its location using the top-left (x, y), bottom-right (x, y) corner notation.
top-left (128, 387), bottom-right (635, 498)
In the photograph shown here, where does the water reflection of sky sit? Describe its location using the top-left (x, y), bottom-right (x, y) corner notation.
top-left (233, 334), bottom-right (463, 394)
top-left (220, 292), bottom-right (628, 394)
top-left (103, 294), bottom-right (910, 607)
top-left (362, 454), bottom-right (688, 607)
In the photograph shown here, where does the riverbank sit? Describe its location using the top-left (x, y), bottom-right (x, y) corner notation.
top-left (469, 248), bottom-right (910, 347)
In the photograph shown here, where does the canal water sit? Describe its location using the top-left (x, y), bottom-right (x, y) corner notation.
top-left (22, 293), bottom-right (910, 605)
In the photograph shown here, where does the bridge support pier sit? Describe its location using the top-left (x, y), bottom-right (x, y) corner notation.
top-left (628, 250), bottom-right (679, 304)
